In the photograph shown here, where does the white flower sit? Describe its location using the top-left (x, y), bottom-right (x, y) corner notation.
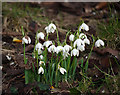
top-left (71, 49), bottom-right (79, 56)
top-left (40, 55), bottom-right (43, 60)
top-left (35, 43), bottom-right (43, 50)
top-left (45, 23), bottom-right (56, 34)
top-left (48, 45), bottom-right (56, 53)
top-left (79, 33), bottom-right (87, 39)
top-left (43, 41), bottom-right (52, 48)
top-left (83, 38), bottom-right (90, 45)
top-left (79, 23), bottom-right (89, 31)
top-left (38, 49), bottom-right (43, 55)
top-left (58, 65), bottom-right (67, 75)
top-left (63, 51), bottom-right (70, 59)
top-left (37, 32), bottom-right (45, 40)
top-left (64, 44), bottom-right (72, 52)
top-left (69, 34), bottom-right (74, 41)
top-left (39, 61), bottom-right (45, 66)
top-left (74, 39), bottom-right (85, 48)
top-left (95, 39), bottom-right (104, 48)
top-left (6, 54), bottom-right (11, 61)
top-left (56, 46), bottom-right (64, 54)
top-left (77, 45), bottom-right (85, 52)
top-left (38, 67), bottom-right (44, 74)
top-left (22, 36), bottom-right (31, 44)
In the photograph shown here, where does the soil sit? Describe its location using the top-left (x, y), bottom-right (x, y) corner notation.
top-left (2, 2), bottom-right (120, 94)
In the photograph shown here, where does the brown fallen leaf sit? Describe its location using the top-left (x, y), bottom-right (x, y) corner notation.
top-left (95, 2), bottom-right (108, 10)
top-left (6, 68), bottom-right (24, 76)
top-left (14, 54), bottom-right (36, 70)
top-left (93, 47), bottom-right (120, 60)
top-left (20, 44), bottom-right (34, 53)
top-left (13, 37), bottom-right (22, 43)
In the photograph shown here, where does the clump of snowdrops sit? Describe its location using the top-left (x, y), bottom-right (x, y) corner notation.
top-left (22, 22), bottom-right (104, 87)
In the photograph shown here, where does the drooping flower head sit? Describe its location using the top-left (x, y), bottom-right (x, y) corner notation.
top-left (64, 44), bottom-right (72, 52)
top-left (77, 45), bottom-right (85, 52)
top-left (35, 43), bottom-right (44, 54)
top-left (83, 38), bottom-right (90, 45)
top-left (38, 67), bottom-right (44, 74)
top-left (69, 34), bottom-right (74, 41)
top-left (71, 49), bottom-right (79, 56)
top-left (43, 41), bottom-right (52, 48)
top-left (45, 23), bottom-right (56, 34)
top-left (62, 51), bottom-right (70, 59)
top-left (74, 39), bottom-right (85, 48)
top-left (79, 23), bottom-right (89, 31)
top-left (35, 42), bottom-right (44, 50)
top-left (95, 39), bottom-right (104, 48)
top-left (48, 45), bottom-right (56, 53)
top-left (39, 55), bottom-right (44, 60)
top-left (56, 46), bottom-right (64, 54)
top-left (58, 65), bottom-right (67, 75)
top-left (37, 32), bottom-right (45, 40)
top-left (39, 61), bottom-right (45, 66)
top-left (22, 36), bottom-right (31, 44)
top-left (79, 33), bottom-right (87, 40)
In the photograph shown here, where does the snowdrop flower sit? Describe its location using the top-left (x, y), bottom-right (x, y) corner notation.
top-left (37, 32), bottom-right (45, 40)
top-left (38, 67), bottom-right (44, 74)
top-left (38, 49), bottom-right (43, 55)
top-left (71, 49), bottom-right (79, 56)
top-left (39, 61), bottom-right (45, 66)
top-left (79, 33), bottom-right (87, 39)
top-left (22, 36), bottom-right (31, 44)
top-left (58, 65), bottom-right (67, 75)
top-left (69, 34), bottom-right (74, 41)
top-left (64, 44), bottom-right (72, 52)
top-left (56, 46), bottom-right (64, 54)
top-left (43, 41), bottom-right (52, 48)
top-left (48, 45), bottom-right (56, 53)
top-left (95, 39), bottom-right (104, 48)
top-left (6, 54), bottom-right (11, 61)
top-left (77, 45), bottom-right (85, 52)
top-left (74, 39), bottom-right (85, 48)
top-left (35, 43), bottom-right (44, 50)
top-left (45, 23), bottom-right (56, 34)
top-left (63, 51), bottom-right (70, 59)
top-left (39, 55), bottom-right (43, 60)
top-left (79, 23), bottom-right (89, 31)
top-left (83, 38), bottom-right (90, 45)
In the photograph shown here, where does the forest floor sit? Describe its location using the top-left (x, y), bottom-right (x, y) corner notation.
top-left (2, 2), bottom-right (120, 94)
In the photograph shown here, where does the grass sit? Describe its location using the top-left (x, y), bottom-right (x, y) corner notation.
top-left (97, 7), bottom-right (120, 49)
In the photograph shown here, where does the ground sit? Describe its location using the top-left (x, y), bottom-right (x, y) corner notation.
top-left (2, 2), bottom-right (120, 94)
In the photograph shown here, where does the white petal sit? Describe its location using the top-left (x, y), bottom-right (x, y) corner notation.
top-left (79, 23), bottom-right (89, 31)
top-left (95, 39), bottom-right (104, 48)
top-left (84, 38), bottom-right (90, 45)
top-left (60, 67), bottom-right (67, 75)
top-left (69, 34), bottom-right (74, 41)
top-left (38, 67), bottom-right (44, 74)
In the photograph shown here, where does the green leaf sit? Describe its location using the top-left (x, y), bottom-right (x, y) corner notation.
top-left (10, 86), bottom-right (18, 94)
top-left (69, 88), bottom-right (81, 95)
top-left (25, 69), bottom-right (35, 84)
top-left (37, 83), bottom-right (49, 90)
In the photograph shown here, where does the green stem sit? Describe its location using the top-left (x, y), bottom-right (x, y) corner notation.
top-left (46, 33), bottom-right (49, 40)
top-left (85, 35), bottom-right (95, 72)
top-left (67, 56), bottom-right (71, 78)
top-left (72, 57), bottom-right (77, 80)
top-left (36, 50), bottom-right (39, 70)
top-left (23, 43), bottom-right (27, 64)
top-left (56, 29), bottom-right (60, 45)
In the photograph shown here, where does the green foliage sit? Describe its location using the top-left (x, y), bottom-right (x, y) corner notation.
top-left (97, 9), bottom-right (120, 49)
top-left (25, 69), bottom-right (35, 84)
top-left (10, 86), bottom-right (18, 94)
